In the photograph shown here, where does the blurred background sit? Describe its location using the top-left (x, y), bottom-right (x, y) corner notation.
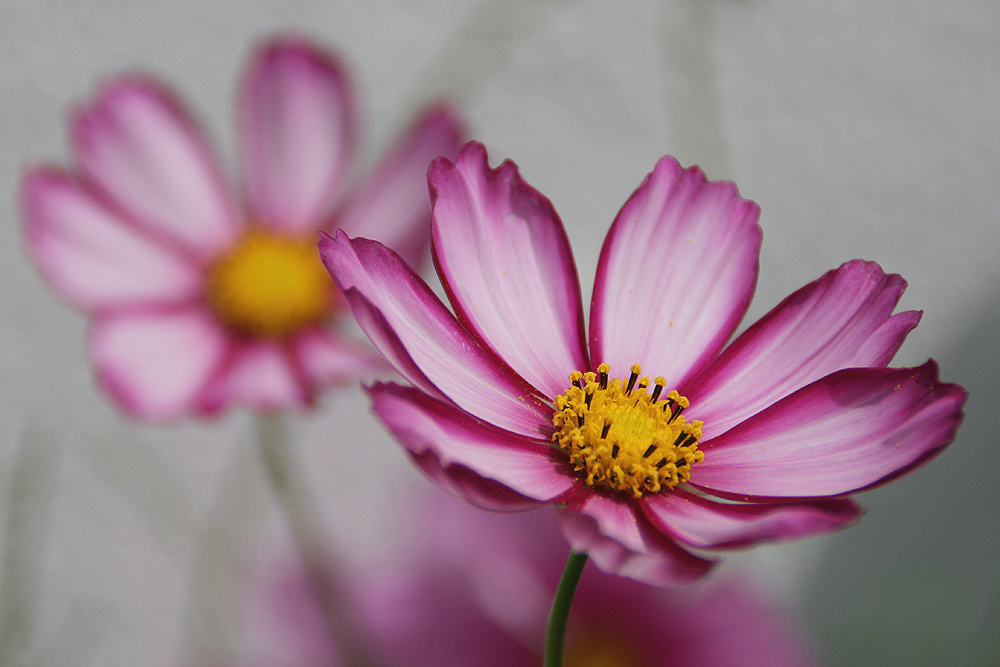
top-left (1, 0), bottom-right (997, 665)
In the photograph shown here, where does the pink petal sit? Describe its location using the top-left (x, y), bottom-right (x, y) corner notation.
top-left (88, 306), bottom-right (230, 421)
top-left (409, 449), bottom-right (552, 512)
top-left (291, 326), bottom-right (391, 386)
top-left (667, 579), bottom-right (816, 667)
top-left (199, 339), bottom-right (311, 413)
top-left (354, 543), bottom-right (540, 667)
top-left (693, 362), bottom-right (967, 498)
top-left (367, 382), bottom-right (574, 506)
top-left (428, 142), bottom-right (589, 399)
top-left (245, 559), bottom-right (341, 667)
top-left (319, 231), bottom-right (552, 438)
top-left (21, 168), bottom-right (202, 311)
top-left (590, 157), bottom-right (761, 388)
top-left (853, 310), bottom-right (922, 367)
top-left (336, 103), bottom-right (464, 268)
top-left (559, 491), bottom-right (716, 586)
top-left (72, 77), bottom-right (239, 258)
top-left (340, 287), bottom-right (447, 402)
top-left (685, 260), bottom-right (921, 439)
top-left (642, 489), bottom-right (862, 550)
top-left (239, 36), bottom-right (354, 234)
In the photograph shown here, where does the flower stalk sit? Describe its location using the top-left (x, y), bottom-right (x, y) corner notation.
top-left (544, 550), bottom-right (589, 667)
top-left (255, 414), bottom-right (381, 667)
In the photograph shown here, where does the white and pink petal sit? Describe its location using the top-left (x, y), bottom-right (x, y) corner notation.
top-left (685, 260), bottom-right (921, 439)
top-left (199, 339), bottom-right (311, 413)
top-left (409, 448), bottom-right (554, 512)
top-left (88, 306), bottom-right (230, 421)
top-left (693, 362), bottom-right (967, 499)
top-left (239, 36), bottom-right (354, 234)
top-left (590, 157), bottom-right (761, 389)
top-left (338, 287), bottom-right (448, 402)
top-left (291, 327), bottom-right (391, 386)
top-left (428, 142), bottom-right (589, 399)
top-left (72, 77), bottom-right (239, 258)
top-left (367, 383), bottom-right (574, 507)
top-left (336, 103), bottom-right (464, 268)
top-left (642, 489), bottom-right (862, 550)
top-left (320, 231), bottom-right (552, 438)
top-left (559, 490), bottom-right (716, 586)
top-left (850, 310), bottom-right (922, 369)
top-left (21, 168), bottom-right (202, 311)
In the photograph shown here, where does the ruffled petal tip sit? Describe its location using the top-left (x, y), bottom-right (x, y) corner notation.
top-left (685, 259), bottom-right (922, 439)
top-left (428, 141), bottom-right (589, 399)
top-left (590, 156), bottom-right (762, 389)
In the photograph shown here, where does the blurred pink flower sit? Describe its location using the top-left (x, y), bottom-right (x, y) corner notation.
top-left (245, 491), bottom-right (816, 667)
top-left (22, 35), bottom-right (463, 419)
top-left (320, 141), bottom-right (967, 586)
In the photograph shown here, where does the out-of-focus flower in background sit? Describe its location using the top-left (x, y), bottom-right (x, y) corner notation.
top-left (243, 489), bottom-right (815, 667)
top-left (320, 140), bottom-right (967, 586)
top-left (20, 35), bottom-right (463, 420)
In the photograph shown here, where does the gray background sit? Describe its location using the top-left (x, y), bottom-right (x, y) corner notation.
top-left (0, 1), bottom-right (997, 665)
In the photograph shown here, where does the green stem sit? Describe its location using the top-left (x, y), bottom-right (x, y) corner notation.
top-left (255, 414), bottom-right (381, 667)
top-left (544, 550), bottom-right (589, 667)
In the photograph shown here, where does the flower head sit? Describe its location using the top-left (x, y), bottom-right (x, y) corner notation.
top-left (320, 141), bottom-right (967, 585)
top-left (21, 35), bottom-right (463, 420)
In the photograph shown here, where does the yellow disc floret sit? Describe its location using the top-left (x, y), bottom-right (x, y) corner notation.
top-left (552, 363), bottom-right (704, 498)
top-left (207, 228), bottom-right (333, 339)
top-left (565, 632), bottom-right (644, 667)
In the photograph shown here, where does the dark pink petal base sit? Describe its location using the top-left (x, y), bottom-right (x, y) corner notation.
top-left (367, 382), bottom-right (574, 507)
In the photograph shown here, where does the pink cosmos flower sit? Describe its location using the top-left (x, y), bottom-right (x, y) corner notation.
top-left (244, 491), bottom-right (815, 666)
top-left (21, 35), bottom-right (462, 419)
top-left (319, 141), bottom-right (967, 586)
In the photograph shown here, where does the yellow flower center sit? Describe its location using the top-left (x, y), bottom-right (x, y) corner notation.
top-left (565, 632), bottom-right (646, 667)
top-left (206, 228), bottom-right (333, 339)
top-left (552, 364), bottom-right (704, 498)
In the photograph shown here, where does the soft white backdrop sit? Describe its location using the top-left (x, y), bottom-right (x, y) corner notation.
top-left (1, 1), bottom-right (997, 665)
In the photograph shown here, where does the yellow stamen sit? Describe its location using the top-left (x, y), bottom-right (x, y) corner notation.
top-left (565, 632), bottom-right (644, 667)
top-left (207, 228), bottom-right (333, 339)
top-left (552, 363), bottom-right (704, 498)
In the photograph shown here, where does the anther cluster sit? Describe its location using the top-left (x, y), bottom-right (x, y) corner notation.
top-left (552, 363), bottom-right (704, 497)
